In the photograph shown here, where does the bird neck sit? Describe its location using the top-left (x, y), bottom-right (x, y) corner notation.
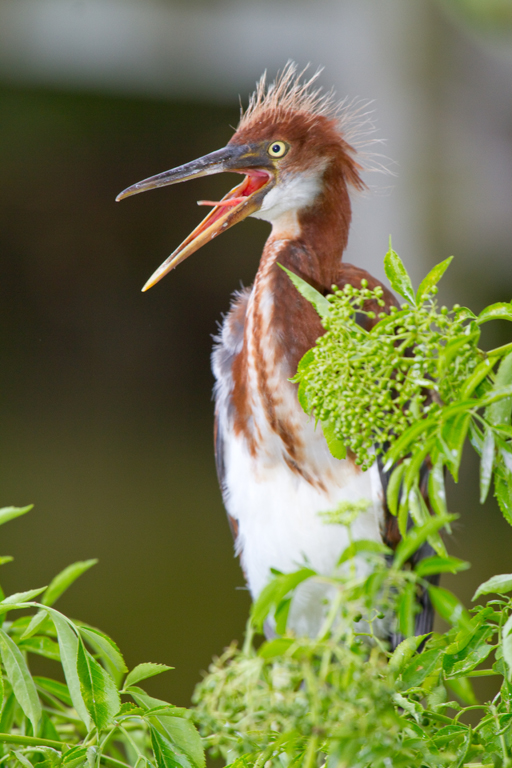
top-left (262, 161), bottom-right (352, 290)
top-left (229, 175), bottom-right (353, 472)
top-left (247, 176), bottom-right (352, 385)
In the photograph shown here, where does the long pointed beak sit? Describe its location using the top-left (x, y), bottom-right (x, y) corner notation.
top-left (116, 144), bottom-right (273, 291)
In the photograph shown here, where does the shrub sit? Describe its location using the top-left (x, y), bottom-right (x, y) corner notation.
top-left (0, 504), bottom-right (205, 768)
top-left (193, 249), bottom-right (512, 767)
top-left (3, 249), bottom-right (512, 767)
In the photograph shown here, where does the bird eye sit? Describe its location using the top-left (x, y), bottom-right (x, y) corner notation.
top-left (268, 141), bottom-right (288, 158)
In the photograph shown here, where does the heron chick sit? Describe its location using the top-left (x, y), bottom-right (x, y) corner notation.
top-left (117, 63), bottom-right (434, 641)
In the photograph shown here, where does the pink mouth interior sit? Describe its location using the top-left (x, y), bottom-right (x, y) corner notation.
top-left (196, 170), bottom-right (270, 222)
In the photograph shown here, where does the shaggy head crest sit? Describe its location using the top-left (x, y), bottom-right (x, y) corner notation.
top-left (238, 62), bottom-right (337, 129)
top-left (238, 62), bottom-right (376, 149)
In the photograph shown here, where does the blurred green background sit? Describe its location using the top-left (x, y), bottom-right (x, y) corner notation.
top-left (0, 0), bottom-right (511, 708)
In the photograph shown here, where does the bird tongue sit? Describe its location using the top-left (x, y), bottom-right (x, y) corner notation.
top-left (197, 170), bottom-right (269, 209)
top-left (197, 197), bottom-right (246, 208)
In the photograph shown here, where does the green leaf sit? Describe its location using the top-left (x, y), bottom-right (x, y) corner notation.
top-left (337, 539), bottom-right (391, 567)
top-left (128, 688), bottom-right (188, 719)
top-left (480, 385), bottom-right (512, 410)
top-left (0, 627), bottom-right (41, 733)
top-left (404, 435), bottom-right (436, 504)
top-left (383, 243), bottom-right (415, 305)
top-left (14, 750), bottom-right (34, 768)
top-left (0, 587), bottom-right (46, 607)
top-left (437, 332), bottom-right (480, 378)
top-left (150, 727), bottom-right (183, 768)
top-left (124, 663), bottom-right (173, 689)
top-left (392, 692), bottom-right (423, 723)
top-left (47, 609), bottom-right (91, 727)
top-left (296, 347), bottom-right (315, 375)
top-left (117, 702), bottom-right (144, 717)
top-left (0, 557), bottom-right (13, 566)
top-left (487, 351), bottom-right (512, 427)
top-left (274, 598), bottom-right (291, 636)
top-left (397, 581), bottom-right (417, 638)
top-left (479, 428), bottom-right (495, 504)
top-left (469, 421), bottom-right (484, 455)
top-left (383, 416), bottom-right (435, 470)
top-left (320, 419), bottom-right (346, 460)
top-left (473, 573), bottom-right (512, 600)
top-left (251, 568), bottom-right (316, 632)
top-left (495, 473), bottom-right (512, 527)
top-left (258, 638), bottom-right (295, 659)
top-left (224, 757), bottom-right (252, 768)
top-left (428, 585), bottom-right (471, 629)
top-left (62, 746), bottom-right (88, 768)
top-left (149, 716), bottom-right (205, 768)
top-left (409, 488), bottom-right (447, 553)
top-left (441, 412), bottom-right (471, 482)
top-left (428, 460), bottom-right (447, 517)
top-left (401, 648), bottom-right (442, 689)
top-left (0, 691), bottom-right (16, 734)
top-left (76, 637), bottom-right (120, 730)
top-left (278, 264), bottom-right (331, 319)
top-left (443, 625), bottom-right (493, 678)
top-left (20, 611), bottom-right (50, 641)
top-left (386, 462), bottom-right (405, 517)
top-left (415, 556), bottom-right (470, 578)
top-left (477, 302), bottom-right (512, 324)
top-left (0, 506), bottom-right (33, 527)
top-left (416, 256), bottom-right (453, 304)
top-left (297, 380), bottom-right (311, 414)
top-left (79, 626), bottom-right (127, 673)
top-left (393, 514), bottom-right (456, 569)
top-left (33, 677), bottom-right (72, 707)
top-left (502, 613), bottom-right (512, 680)
top-left (389, 634), bottom-right (428, 673)
top-left (18, 636), bottom-right (61, 661)
top-left (42, 560), bottom-right (97, 607)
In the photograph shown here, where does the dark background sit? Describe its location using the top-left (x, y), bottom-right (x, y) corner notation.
top-left (0, 0), bottom-right (511, 708)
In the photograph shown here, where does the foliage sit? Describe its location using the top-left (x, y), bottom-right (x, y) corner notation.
top-left (4, 249), bottom-right (512, 767)
top-left (289, 246), bottom-right (512, 540)
top-left (193, 521), bottom-right (512, 768)
top-left (0, 505), bottom-right (205, 768)
top-left (194, 529), bottom-right (512, 768)
top-left (193, 251), bottom-right (512, 767)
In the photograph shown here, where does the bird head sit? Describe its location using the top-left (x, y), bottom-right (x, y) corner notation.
top-left (116, 63), bottom-right (365, 291)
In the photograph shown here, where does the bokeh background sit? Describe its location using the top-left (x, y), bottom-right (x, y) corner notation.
top-left (0, 0), bottom-right (511, 707)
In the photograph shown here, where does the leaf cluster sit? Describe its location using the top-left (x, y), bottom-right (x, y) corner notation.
top-left (193, 527), bottom-right (512, 768)
top-left (193, 251), bottom-right (512, 768)
top-left (0, 506), bottom-right (204, 768)
top-left (287, 249), bottom-right (512, 539)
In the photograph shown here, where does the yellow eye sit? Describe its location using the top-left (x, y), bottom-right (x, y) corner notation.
top-left (268, 141), bottom-right (288, 158)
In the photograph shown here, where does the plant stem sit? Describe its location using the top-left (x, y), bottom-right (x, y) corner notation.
top-left (100, 756), bottom-right (134, 768)
top-left (488, 342), bottom-right (512, 359)
top-left (0, 734), bottom-right (64, 750)
top-left (303, 734), bottom-right (318, 768)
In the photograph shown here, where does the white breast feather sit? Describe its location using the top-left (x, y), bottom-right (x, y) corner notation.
top-left (251, 167), bottom-right (325, 225)
top-left (214, 240), bottom-right (386, 637)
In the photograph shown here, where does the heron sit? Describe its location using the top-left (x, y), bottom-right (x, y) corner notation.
top-left (116, 64), bottom-right (434, 642)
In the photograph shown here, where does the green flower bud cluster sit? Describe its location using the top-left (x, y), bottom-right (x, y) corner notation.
top-left (295, 281), bottom-right (481, 469)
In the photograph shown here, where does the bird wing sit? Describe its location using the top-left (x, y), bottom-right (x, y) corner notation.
top-left (212, 288), bottom-right (251, 544)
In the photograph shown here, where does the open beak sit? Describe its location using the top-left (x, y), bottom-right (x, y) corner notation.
top-left (116, 144), bottom-right (273, 291)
